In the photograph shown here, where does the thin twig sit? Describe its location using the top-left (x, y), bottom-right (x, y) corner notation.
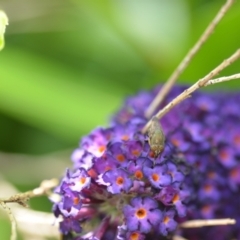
top-left (0, 178), bottom-right (59, 206)
top-left (0, 177), bottom-right (59, 239)
top-left (142, 49), bottom-right (240, 133)
top-left (145, 0), bottom-right (235, 118)
top-left (0, 178), bottom-right (59, 240)
top-left (180, 218), bottom-right (236, 228)
top-left (172, 236), bottom-right (188, 240)
top-left (205, 73), bottom-right (240, 86)
top-left (198, 50), bottom-right (240, 87)
top-left (0, 201), bottom-right (17, 240)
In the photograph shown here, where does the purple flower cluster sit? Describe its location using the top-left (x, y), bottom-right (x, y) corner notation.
top-left (113, 86), bottom-right (240, 239)
top-left (53, 85), bottom-right (240, 240)
top-left (52, 89), bottom-right (190, 239)
top-left (175, 92), bottom-right (240, 240)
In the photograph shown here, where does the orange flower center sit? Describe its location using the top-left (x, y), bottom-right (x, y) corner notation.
top-left (121, 135), bottom-right (129, 141)
top-left (98, 145), bottom-right (106, 153)
top-left (172, 194), bottom-right (179, 203)
top-left (163, 216), bottom-right (170, 224)
top-left (171, 138), bottom-right (180, 147)
top-left (199, 103), bottom-right (208, 110)
top-left (116, 154), bottom-right (125, 162)
top-left (132, 150), bottom-right (140, 156)
top-left (130, 232), bottom-right (140, 240)
top-left (201, 205), bottom-right (211, 214)
top-left (207, 171), bottom-right (215, 179)
top-left (135, 170), bottom-right (143, 180)
top-left (116, 177), bottom-right (124, 185)
top-left (73, 197), bottom-right (80, 205)
top-left (105, 166), bottom-right (111, 172)
top-left (135, 208), bottom-right (147, 219)
top-left (220, 150), bottom-right (229, 161)
top-left (88, 169), bottom-right (97, 178)
top-left (230, 168), bottom-right (238, 178)
top-left (204, 184), bottom-right (212, 192)
top-left (152, 173), bottom-right (159, 182)
top-left (234, 135), bottom-right (240, 145)
top-left (79, 177), bottom-right (86, 185)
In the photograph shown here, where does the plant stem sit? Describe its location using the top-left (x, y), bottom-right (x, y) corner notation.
top-left (142, 49), bottom-right (240, 133)
top-left (145, 0), bottom-right (235, 118)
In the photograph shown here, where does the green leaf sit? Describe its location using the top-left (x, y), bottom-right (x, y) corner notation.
top-left (0, 11), bottom-right (8, 51)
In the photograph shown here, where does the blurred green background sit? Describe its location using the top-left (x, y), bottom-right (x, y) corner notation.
top-left (0, 0), bottom-right (240, 239)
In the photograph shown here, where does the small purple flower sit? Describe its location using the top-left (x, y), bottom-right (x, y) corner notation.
top-left (125, 91), bottom-right (153, 114)
top-left (57, 190), bottom-right (82, 217)
top-left (125, 140), bottom-right (143, 159)
top-left (206, 170), bottom-right (225, 185)
top-left (143, 164), bottom-right (172, 189)
top-left (102, 168), bottom-right (133, 194)
top-left (116, 224), bottom-right (128, 240)
top-left (170, 131), bottom-right (190, 152)
top-left (68, 168), bottom-right (91, 192)
top-left (171, 190), bottom-right (188, 217)
top-left (155, 185), bottom-right (179, 206)
top-left (117, 225), bottom-right (146, 240)
top-left (123, 197), bottom-right (162, 233)
top-left (195, 94), bottom-right (217, 112)
top-left (199, 181), bottom-right (220, 201)
top-left (93, 154), bottom-right (118, 175)
top-left (126, 231), bottom-right (146, 240)
top-left (71, 149), bottom-right (94, 170)
top-left (200, 204), bottom-right (217, 219)
top-left (112, 107), bottom-right (134, 125)
top-left (128, 157), bottom-right (152, 181)
top-left (228, 166), bottom-right (240, 190)
top-left (231, 129), bottom-right (240, 152)
top-left (107, 142), bottom-right (128, 166)
top-left (185, 123), bottom-right (206, 143)
top-left (59, 217), bottom-right (82, 235)
top-left (58, 201), bottom-right (80, 218)
top-left (166, 162), bottom-right (184, 183)
top-left (155, 186), bottom-right (188, 217)
top-left (186, 154), bottom-right (208, 172)
top-left (81, 128), bottom-right (112, 157)
top-left (113, 119), bottom-right (145, 141)
top-left (158, 209), bottom-right (177, 236)
top-left (218, 147), bottom-right (236, 168)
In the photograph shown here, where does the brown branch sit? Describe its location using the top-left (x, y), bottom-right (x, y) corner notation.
top-left (198, 50), bottom-right (240, 87)
top-left (0, 201), bottom-right (17, 240)
top-left (144, 0), bottom-right (235, 118)
top-left (205, 73), bottom-right (240, 86)
top-left (180, 218), bottom-right (236, 228)
top-left (142, 49), bottom-right (240, 133)
top-left (1, 178), bottom-right (59, 207)
top-left (173, 236), bottom-right (188, 240)
top-left (0, 178), bottom-right (59, 240)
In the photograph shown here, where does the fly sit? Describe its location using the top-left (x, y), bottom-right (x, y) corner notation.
top-left (147, 116), bottom-right (165, 157)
